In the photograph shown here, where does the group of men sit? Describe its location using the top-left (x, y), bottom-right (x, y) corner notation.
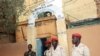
top-left (24, 33), bottom-right (90, 56)
top-left (44, 35), bottom-right (66, 56)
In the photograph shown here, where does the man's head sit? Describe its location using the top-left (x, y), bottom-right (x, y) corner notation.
top-left (72, 33), bottom-right (81, 45)
top-left (51, 35), bottom-right (58, 47)
top-left (45, 39), bottom-right (51, 48)
top-left (28, 44), bottom-right (32, 51)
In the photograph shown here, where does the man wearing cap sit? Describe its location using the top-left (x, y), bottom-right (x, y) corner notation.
top-left (72, 33), bottom-right (90, 56)
top-left (44, 39), bottom-right (52, 56)
top-left (51, 35), bottom-right (66, 56)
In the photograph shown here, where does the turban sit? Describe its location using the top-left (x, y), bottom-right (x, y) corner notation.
top-left (45, 39), bottom-right (51, 45)
top-left (72, 33), bottom-right (81, 38)
top-left (51, 35), bottom-right (58, 41)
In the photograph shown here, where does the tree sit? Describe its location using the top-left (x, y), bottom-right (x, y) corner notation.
top-left (0, 0), bottom-right (25, 42)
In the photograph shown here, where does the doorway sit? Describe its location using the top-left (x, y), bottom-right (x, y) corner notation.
top-left (36, 38), bottom-right (48, 56)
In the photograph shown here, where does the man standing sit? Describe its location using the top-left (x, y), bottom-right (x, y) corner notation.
top-left (44, 39), bottom-right (52, 56)
top-left (51, 35), bottom-right (66, 56)
top-left (24, 44), bottom-right (36, 56)
top-left (72, 33), bottom-right (90, 56)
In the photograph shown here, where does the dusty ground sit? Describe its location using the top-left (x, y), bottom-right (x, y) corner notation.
top-left (0, 42), bottom-right (27, 56)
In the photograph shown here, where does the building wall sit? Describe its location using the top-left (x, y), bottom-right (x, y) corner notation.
top-left (0, 34), bottom-right (12, 44)
top-left (36, 16), bottom-right (57, 38)
top-left (63, 0), bottom-right (97, 22)
top-left (16, 25), bottom-right (27, 42)
top-left (94, 0), bottom-right (100, 17)
top-left (67, 24), bottom-right (100, 56)
top-left (18, 0), bottom-right (44, 22)
top-left (16, 0), bottom-right (100, 55)
top-left (26, 16), bottom-right (57, 51)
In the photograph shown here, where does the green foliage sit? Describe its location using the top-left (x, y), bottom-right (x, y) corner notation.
top-left (0, 0), bottom-right (25, 34)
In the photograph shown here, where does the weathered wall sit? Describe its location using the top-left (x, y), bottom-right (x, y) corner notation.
top-left (94, 0), bottom-right (100, 17)
top-left (36, 16), bottom-right (57, 38)
top-left (67, 24), bottom-right (100, 56)
top-left (18, 0), bottom-right (44, 22)
top-left (16, 25), bottom-right (27, 42)
top-left (63, 0), bottom-right (97, 22)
